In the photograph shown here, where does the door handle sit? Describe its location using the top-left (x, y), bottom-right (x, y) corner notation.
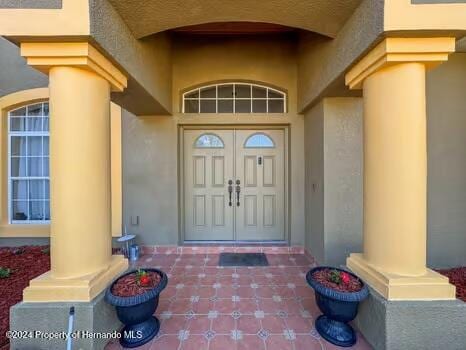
top-left (228, 180), bottom-right (233, 207)
top-left (235, 180), bottom-right (241, 206)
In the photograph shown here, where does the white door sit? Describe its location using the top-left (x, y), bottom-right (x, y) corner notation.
top-left (184, 129), bottom-right (285, 241)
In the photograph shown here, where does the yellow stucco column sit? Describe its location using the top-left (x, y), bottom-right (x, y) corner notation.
top-left (345, 38), bottom-right (456, 300)
top-left (19, 42), bottom-right (128, 302)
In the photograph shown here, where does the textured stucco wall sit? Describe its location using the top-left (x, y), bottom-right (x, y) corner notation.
top-left (89, 0), bottom-right (172, 115)
top-left (297, 0), bottom-right (384, 112)
top-left (304, 102), bottom-right (325, 263)
top-left (355, 287), bottom-right (466, 350)
top-left (0, 237), bottom-right (49, 246)
top-left (122, 35), bottom-right (306, 246)
top-left (323, 98), bottom-right (363, 266)
top-left (122, 109), bottom-right (178, 245)
top-left (304, 57), bottom-right (466, 269)
top-left (426, 53), bottom-right (466, 268)
top-left (304, 98), bottom-right (363, 266)
top-left (0, 37), bottom-right (47, 97)
top-left (0, 0), bottom-right (61, 9)
top-left (107, 0), bottom-right (362, 39)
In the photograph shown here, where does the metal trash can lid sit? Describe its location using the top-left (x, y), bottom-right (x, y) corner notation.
top-left (117, 234), bottom-right (136, 242)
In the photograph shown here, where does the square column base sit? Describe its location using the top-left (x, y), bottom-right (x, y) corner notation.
top-left (10, 290), bottom-right (122, 350)
top-left (347, 253), bottom-right (456, 300)
top-left (23, 255), bottom-right (128, 302)
top-left (354, 287), bottom-right (466, 350)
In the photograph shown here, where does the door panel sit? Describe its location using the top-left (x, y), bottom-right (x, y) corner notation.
top-left (184, 129), bottom-right (285, 241)
top-left (184, 130), bottom-right (234, 240)
top-left (235, 130), bottom-right (285, 240)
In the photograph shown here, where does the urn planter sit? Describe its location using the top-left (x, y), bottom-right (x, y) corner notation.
top-left (306, 266), bottom-right (368, 347)
top-left (105, 268), bottom-right (168, 348)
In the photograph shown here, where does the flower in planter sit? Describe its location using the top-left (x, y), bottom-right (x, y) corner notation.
top-left (340, 272), bottom-right (351, 285)
top-left (136, 268), bottom-right (151, 287)
top-left (306, 267), bottom-right (369, 347)
top-left (328, 269), bottom-right (342, 284)
top-left (106, 268), bottom-right (168, 348)
top-left (327, 269), bottom-right (352, 285)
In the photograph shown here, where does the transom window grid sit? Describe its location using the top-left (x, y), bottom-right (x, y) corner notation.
top-left (183, 83), bottom-right (286, 114)
top-left (8, 102), bottom-right (50, 224)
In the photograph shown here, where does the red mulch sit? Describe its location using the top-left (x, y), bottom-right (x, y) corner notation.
top-left (312, 268), bottom-right (363, 293)
top-left (437, 267), bottom-right (466, 302)
top-left (0, 246), bottom-right (50, 348)
top-left (111, 271), bottom-right (161, 297)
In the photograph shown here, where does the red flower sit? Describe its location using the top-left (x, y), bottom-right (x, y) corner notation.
top-left (340, 272), bottom-right (351, 284)
top-left (139, 275), bottom-right (150, 286)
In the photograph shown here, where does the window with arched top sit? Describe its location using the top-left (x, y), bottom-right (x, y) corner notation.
top-left (195, 133), bottom-right (225, 148)
top-left (244, 133), bottom-right (275, 148)
top-left (183, 82), bottom-right (286, 114)
top-left (8, 102), bottom-right (50, 223)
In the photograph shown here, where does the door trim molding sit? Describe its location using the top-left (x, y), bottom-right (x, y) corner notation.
top-left (178, 124), bottom-right (290, 245)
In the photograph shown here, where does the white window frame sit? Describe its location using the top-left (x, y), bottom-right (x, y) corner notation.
top-left (182, 82), bottom-right (287, 114)
top-left (8, 102), bottom-right (50, 224)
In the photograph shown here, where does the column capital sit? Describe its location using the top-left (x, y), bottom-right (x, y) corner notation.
top-left (345, 37), bottom-right (455, 90)
top-left (20, 42), bottom-right (127, 92)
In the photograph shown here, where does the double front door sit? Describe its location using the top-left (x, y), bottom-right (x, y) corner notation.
top-left (184, 129), bottom-right (285, 241)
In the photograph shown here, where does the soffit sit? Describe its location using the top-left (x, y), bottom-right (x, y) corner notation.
top-left (107, 0), bottom-right (363, 39)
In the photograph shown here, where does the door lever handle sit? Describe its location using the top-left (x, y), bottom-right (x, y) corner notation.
top-left (235, 180), bottom-right (241, 206)
top-left (228, 180), bottom-right (233, 206)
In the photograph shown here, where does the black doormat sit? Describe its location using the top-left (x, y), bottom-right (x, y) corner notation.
top-left (218, 253), bottom-right (269, 267)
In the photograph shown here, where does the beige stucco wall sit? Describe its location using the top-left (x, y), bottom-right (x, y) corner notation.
top-left (122, 35), bottom-right (306, 246)
top-left (304, 98), bottom-right (363, 265)
top-left (426, 53), bottom-right (466, 268)
top-left (90, 0), bottom-right (172, 115)
top-left (0, 37), bottom-right (47, 97)
top-left (297, 0), bottom-right (384, 111)
top-left (304, 101), bottom-right (325, 262)
top-left (323, 98), bottom-right (363, 266)
top-left (304, 55), bottom-right (466, 268)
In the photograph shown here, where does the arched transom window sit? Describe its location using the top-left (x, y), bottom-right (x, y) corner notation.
top-left (183, 83), bottom-right (286, 114)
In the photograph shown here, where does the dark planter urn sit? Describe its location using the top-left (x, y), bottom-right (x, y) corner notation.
top-left (306, 266), bottom-right (368, 347)
top-left (105, 268), bottom-right (168, 348)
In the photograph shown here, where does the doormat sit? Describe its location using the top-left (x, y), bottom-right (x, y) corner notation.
top-left (218, 253), bottom-right (269, 267)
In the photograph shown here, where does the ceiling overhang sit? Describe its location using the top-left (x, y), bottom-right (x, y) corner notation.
top-left (108, 0), bottom-right (363, 39)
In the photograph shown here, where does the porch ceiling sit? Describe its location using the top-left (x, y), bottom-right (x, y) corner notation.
top-left (107, 0), bottom-right (363, 39)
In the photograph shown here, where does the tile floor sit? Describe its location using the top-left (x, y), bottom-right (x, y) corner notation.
top-left (106, 252), bottom-right (372, 350)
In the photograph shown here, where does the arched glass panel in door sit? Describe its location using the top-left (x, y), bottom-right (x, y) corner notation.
top-left (194, 133), bottom-right (224, 148)
top-left (244, 133), bottom-right (275, 148)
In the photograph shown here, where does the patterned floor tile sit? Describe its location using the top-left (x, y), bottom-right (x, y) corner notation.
top-left (150, 335), bottom-right (180, 350)
top-left (260, 316), bottom-right (287, 333)
top-left (293, 335), bottom-right (323, 350)
top-left (265, 334), bottom-right (294, 350)
top-left (179, 334), bottom-right (208, 350)
top-left (105, 252), bottom-right (373, 350)
top-left (211, 315), bottom-right (235, 333)
top-left (237, 335), bottom-right (266, 350)
top-left (237, 315), bottom-right (261, 334)
top-left (186, 315), bottom-right (211, 335)
top-left (209, 335), bottom-right (236, 350)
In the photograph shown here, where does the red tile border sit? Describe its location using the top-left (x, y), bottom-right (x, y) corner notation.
top-left (140, 245), bottom-right (307, 255)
